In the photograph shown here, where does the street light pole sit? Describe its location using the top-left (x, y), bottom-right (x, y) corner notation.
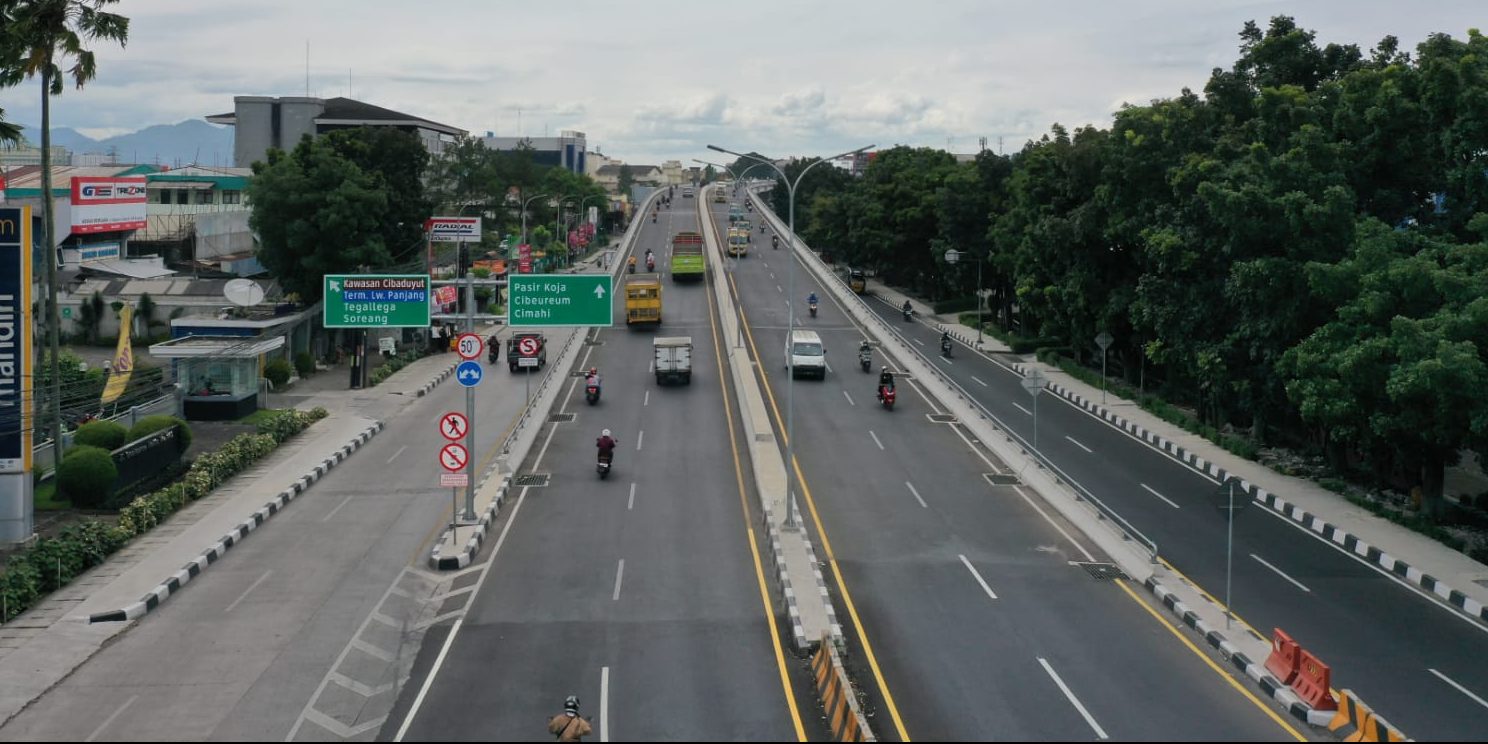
top-left (696, 158), bottom-right (770, 351)
top-left (707, 143), bottom-right (874, 530)
top-left (519, 192), bottom-right (549, 247)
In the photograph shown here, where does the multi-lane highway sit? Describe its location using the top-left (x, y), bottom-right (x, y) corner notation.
top-left (705, 188), bottom-right (1304, 741)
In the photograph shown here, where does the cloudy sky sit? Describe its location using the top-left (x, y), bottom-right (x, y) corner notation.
top-left (2, 0), bottom-right (1482, 166)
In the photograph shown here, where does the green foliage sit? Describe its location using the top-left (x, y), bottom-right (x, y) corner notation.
top-left (246, 135), bottom-right (392, 302)
top-left (324, 127), bottom-right (433, 255)
top-left (74, 420), bottom-right (127, 450)
top-left (128, 415), bottom-right (191, 453)
top-left (933, 296), bottom-right (978, 315)
top-left (264, 358), bottom-right (293, 388)
top-left (294, 352), bottom-right (316, 378)
top-left (254, 407), bottom-right (327, 443)
top-left (56, 445), bottom-right (117, 508)
top-left (370, 350), bottom-right (423, 385)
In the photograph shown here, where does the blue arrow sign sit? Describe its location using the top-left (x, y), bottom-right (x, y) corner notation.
top-left (456, 360), bottom-right (484, 387)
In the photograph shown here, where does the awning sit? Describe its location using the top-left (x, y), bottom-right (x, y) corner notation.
top-left (83, 258), bottom-right (176, 279)
top-left (152, 180), bottom-right (215, 190)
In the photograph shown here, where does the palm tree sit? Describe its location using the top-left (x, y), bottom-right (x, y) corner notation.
top-left (0, 0), bottom-right (129, 469)
top-left (0, 105), bottom-right (21, 144)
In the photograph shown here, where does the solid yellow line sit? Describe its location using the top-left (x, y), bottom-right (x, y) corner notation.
top-left (1112, 580), bottom-right (1308, 741)
top-left (726, 268), bottom-right (913, 742)
top-left (703, 205), bottom-right (807, 741)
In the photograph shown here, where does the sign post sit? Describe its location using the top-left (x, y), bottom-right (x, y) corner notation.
top-left (0, 206), bottom-right (34, 544)
top-left (506, 275), bottom-right (614, 327)
top-left (1095, 331), bottom-right (1114, 404)
top-left (1020, 370), bottom-right (1046, 452)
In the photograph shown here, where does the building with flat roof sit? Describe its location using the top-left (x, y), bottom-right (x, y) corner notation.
top-left (481, 130), bottom-right (587, 174)
top-left (206, 96), bottom-right (466, 168)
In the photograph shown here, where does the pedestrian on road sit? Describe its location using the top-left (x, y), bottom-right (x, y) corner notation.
top-left (547, 696), bottom-right (592, 741)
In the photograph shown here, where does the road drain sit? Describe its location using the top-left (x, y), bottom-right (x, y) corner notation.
top-left (514, 473), bottom-right (551, 487)
top-left (549, 413), bottom-right (575, 423)
top-left (1072, 562), bottom-right (1127, 581)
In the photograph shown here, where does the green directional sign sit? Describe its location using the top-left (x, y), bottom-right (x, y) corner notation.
top-left (323, 274), bottom-right (431, 328)
top-left (508, 274), bottom-right (614, 327)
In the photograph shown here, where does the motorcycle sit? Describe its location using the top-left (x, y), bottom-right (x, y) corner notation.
top-left (628, 259), bottom-right (636, 274)
top-left (878, 385), bottom-right (897, 411)
top-left (808, 301), bottom-right (818, 318)
top-left (902, 307), bottom-right (913, 322)
top-left (585, 383), bottom-right (601, 405)
top-left (597, 450), bottom-right (613, 479)
top-left (941, 337), bottom-right (953, 358)
top-left (646, 256), bottom-right (656, 272)
top-left (859, 351), bottom-right (872, 373)
top-left (487, 346), bottom-right (500, 365)
top-left (772, 237), bottom-right (779, 250)
top-left (652, 213), bottom-right (657, 223)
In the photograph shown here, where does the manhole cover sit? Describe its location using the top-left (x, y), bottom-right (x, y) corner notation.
top-left (514, 473), bottom-right (550, 487)
top-left (927, 413), bottom-right (957, 424)
top-left (1072, 562), bottom-right (1127, 581)
top-left (549, 413), bottom-right (575, 423)
top-left (584, 339), bottom-right (605, 346)
top-left (983, 473), bottom-right (1021, 486)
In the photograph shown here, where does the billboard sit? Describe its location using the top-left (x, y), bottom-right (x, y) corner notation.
top-left (425, 216), bottom-right (482, 242)
top-left (70, 176), bottom-right (146, 234)
top-left (0, 207), bottom-right (33, 473)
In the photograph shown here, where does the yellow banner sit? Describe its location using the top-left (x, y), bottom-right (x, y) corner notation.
top-left (100, 305), bottom-right (134, 404)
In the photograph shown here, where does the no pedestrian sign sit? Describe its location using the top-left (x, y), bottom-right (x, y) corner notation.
top-left (439, 412), bottom-right (468, 441)
top-left (439, 443), bottom-right (468, 472)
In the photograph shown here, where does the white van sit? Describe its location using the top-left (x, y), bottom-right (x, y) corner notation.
top-left (786, 329), bottom-right (827, 379)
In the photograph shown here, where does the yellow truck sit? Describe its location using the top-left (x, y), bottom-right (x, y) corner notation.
top-left (727, 227), bottom-right (749, 258)
top-left (625, 274), bottom-right (663, 326)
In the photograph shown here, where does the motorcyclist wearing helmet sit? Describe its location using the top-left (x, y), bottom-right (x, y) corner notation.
top-left (807, 291), bottom-right (819, 306)
top-left (596, 429), bottom-right (618, 460)
top-left (902, 300), bottom-right (913, 315)
top-left (548, 695), bottom-right (593, 741)
top-left (585, 366), bottom-right (601, 390)
top-left (877, 366), bottom-right (895, 399)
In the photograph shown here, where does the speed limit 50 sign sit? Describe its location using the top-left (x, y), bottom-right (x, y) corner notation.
top-left (456, 333), bottom-right (484, 360)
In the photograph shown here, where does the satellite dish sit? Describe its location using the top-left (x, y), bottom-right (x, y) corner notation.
top-left (223, 279), bottom-right (265, 307)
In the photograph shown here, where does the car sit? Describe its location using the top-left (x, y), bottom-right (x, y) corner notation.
top-left (785, 329), bottom-right (827, 379)
top-left (507, 332), bottom-right (548, 373)
top-left (682, 188), bottom-right (694, 199)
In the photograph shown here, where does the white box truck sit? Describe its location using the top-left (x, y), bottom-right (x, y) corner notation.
top-left (654, 336), bottom-right (693, 385)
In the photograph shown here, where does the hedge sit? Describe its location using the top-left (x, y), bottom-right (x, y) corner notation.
top-left (254, 407), bottom-right (328, 444)
top-left (294, 351), bottom-right (316, 378)
top-left (74, 420), bottom-right (127, 450)
top-left (56, 446), bottom-right (118, 509)
top-left (128, 415), bottom-right (192, 453)
top-left (0, 406), bottom-right (328, 624)
top-left (370, 350), bottom-right (423, 386)
top-left (954, 314), bottom-right (1061, 354)
top-left (265, 358), bottom-right (293, 388)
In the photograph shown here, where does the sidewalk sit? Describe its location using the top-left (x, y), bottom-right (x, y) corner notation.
top-left (865, 276), bottom-right (1488, 622)
top-left (0, 410), bottom-right (381, 727)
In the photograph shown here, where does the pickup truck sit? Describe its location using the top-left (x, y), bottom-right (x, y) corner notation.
top-left (506, 331), bottom-right (547, 373)
top-left (654, 336), bottom-right (692, 385)
top-left (625, 274), bottom-right (663, 326)
top-left (670, 231), bottom-right (705, 282)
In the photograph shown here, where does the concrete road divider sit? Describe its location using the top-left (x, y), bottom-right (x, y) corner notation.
top-left (812, 632), bottom-right (875, 742)
top-left (1328, 689), bottom-right (1408, 742)
top-left (1263, 627), bottom-right (1301, 685)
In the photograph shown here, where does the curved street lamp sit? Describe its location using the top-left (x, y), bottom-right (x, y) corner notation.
top-left (705, 143), bottom-right (874, 529)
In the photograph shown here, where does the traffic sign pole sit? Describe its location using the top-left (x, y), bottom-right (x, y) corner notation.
top-left (464, 271), bottom-right (477, 521)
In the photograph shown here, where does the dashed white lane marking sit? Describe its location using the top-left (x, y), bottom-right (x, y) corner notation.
top-left (1012, 402), bottom-right (1032, 415)
top-left (1250, 554), bottom-right (1312, 593)
top-left (386, 445), bottom-right (407, 464)
top-left (777, 285), bottom-right (783, 293)
top-left (601, 666), bottom-right (612, 742)
top-left (869, 430), bottom-right (885, 450)
top-left (1065, 435), bottom-right (1093, 453)
top-left (321, 493), bottom-right (357, 522)
top-left (628, 483), bottom-right (636, 510)
top-left (612, 559), bottom-right (625, 601)
top-left (85, 695), bottom-right (138, 742)
top-left (644, 390), bottom-right (649, 406)
top-left (636, 430), bottom-right (644, 450)
top-left (842, 390), bottom-right (855, 406)
top-left (1140, 483), bottom-right (1181, 509)
top-left (971, 376), bottom-right (988, 386)
top-left (906, 482), bottom-right (927, 508)
top-left (1039, 657), bottom-right (1108, 739)
top-left (1428, 668), bottom-right (1488, 711)
top-left (224, 569), bottom-right (273, 613)
top-left (914, 338), bottom-right (925, 346)
top-left (958, 554), bottom-right (998, 600)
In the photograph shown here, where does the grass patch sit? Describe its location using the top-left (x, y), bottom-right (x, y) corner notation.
top-left (34, 480), bottom-right (69, 511)
top-left (237, 408), bottom-right (284, 426)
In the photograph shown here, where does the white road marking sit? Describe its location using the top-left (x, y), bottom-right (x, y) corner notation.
top-left (1428, 668), bottom-right (1488, 711)
top-left (224, 570), bottom-right (273, 613)
top-left (842, 390), bottom-right (855, 406)
top-left (1140, 483), bottom-right (1181, 509)
top-left (649, 359), bottom-right (654, 373)
top-left (321, 493), bottom-right (357, 522)
top-left (1250, 554), bottom-right (1312, 593)
top-left (869, 431), bottom-right (885, 450)
top-left (914, 338), bottom-right (925, 346)
top-left (958, 554), bottom-right (998, 600)
top-left (601, 666), bottom-right (611, 742)
top-left (1014, 486), bottom-right (1096, 562)
top-left (86, 695), bottom-right (139, 742)
top-left (627, 482), bottom-right (637, 510)
top-left (971, 376), bottom-right (988, 387)
top-left (777, 285), bottom-right (783, 293)
top-left (636, 430), bottom-right (644, 450)
top-left (906, 482), bottom-right (927, 508)
top-left (1012, 402), bottom-right (1032, 415)
top-left (612, 559), bottom-right (625, 601)
top-left (386, 445), bottom-right (407, 464)
top-left (644, 390), bottom-right (649, 407)
top-left (1065, 435), bottom-right (1094, 453)
top-left (1039, 657), bottom-right (1108, 739)
top-left (939, 356), bottom-right (953, 365)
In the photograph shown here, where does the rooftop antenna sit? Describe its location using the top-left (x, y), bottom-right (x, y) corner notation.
top-left (349, 68), bottom-right (352, 98)
top-left (305, 40), bottom-right (309, 96)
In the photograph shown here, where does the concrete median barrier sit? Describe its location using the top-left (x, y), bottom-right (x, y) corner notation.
top-left (812, 631), bottom-right (875, 742)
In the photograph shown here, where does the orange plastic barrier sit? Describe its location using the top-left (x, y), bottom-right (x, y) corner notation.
top-left (1291, 649), bottom-right (1337, 711)
top-left (1263, 628), bottom-right (1300, 685)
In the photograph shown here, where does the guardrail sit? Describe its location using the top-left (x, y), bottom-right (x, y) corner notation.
top-left (747, 186), bottom-right (1159, 562)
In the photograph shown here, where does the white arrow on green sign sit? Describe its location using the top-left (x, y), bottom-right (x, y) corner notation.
top-left (323, 274), bottom-right (431, 328)
top-left (507, 274), bottom-right (614, 327)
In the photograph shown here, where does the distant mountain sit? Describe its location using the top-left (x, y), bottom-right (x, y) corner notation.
top-left (15, 120), bottom-right (233, 168)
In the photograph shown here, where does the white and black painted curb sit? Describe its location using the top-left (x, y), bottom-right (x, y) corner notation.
top-left (89, 421), bottom-right (385, 623)
top-left (1145, 576), bottom-right (1334, 726)
top-left (414, 362), bottom-right (458, 397)
top-left (761, 500), bottom-right (808, 651)
top-left (792, 500), bottom-right (844, 648)
top-left (429, 465), bottom-right (513, 570)
top-left (1007, 360), bottom-right (1488, 627)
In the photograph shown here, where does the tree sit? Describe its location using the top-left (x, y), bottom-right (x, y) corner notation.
top-left (324, 127), bottom-right (432, 259)
top-left (702, 164), bottom-right (717, 184)
top-left (246, 135), bottom-right (390, 302)
top-left (0, 105), bottom-right (20, 144)
top-left (0, 0), bottom-right (129, 470)
top-left (616, 165), bottom-right (634, 197)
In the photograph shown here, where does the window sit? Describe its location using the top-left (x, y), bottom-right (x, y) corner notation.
top-left (221, 190), bottom-right (241, 205)
top-left (175, 189), bottom-right (191, 205)
top-left (196, 190), bottom-right (214, 205)
top-left (149, 189), bottom-right (168, 204)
